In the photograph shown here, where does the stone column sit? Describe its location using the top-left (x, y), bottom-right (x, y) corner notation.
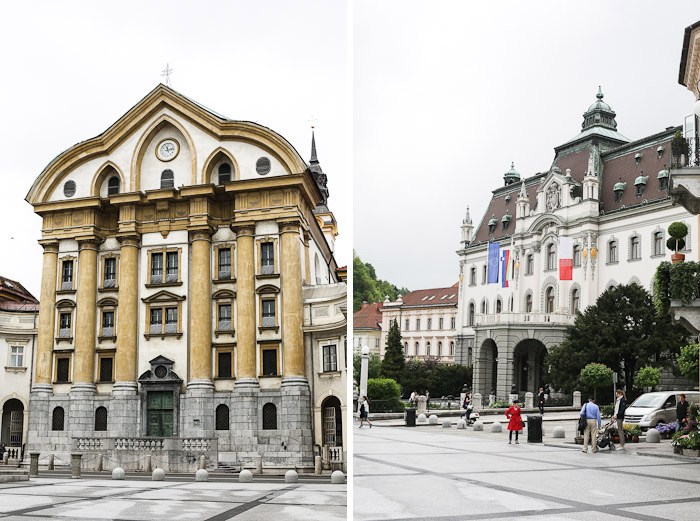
top-left (114, 235), bottom-right (140, 395)
top-left (34, 241), bottom-right (59, 389)
top-left (188, 229), bottom-right (214, 389)
top-left (73, 239), bottom-right (100, 394)
top-left (280, 220), bottom-right (305, 380)
top-left (233, 224), bottom-right (257, 385)
top-left (303, 230), bottom-right (311, 285)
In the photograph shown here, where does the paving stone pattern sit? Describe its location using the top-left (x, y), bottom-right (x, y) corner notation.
top-left (355, 424), bottom-right (700, 521)
top-left (0, 477), bottom-right (346, 520)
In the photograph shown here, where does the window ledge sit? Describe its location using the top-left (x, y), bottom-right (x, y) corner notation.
top-left (651, 253), bottom-right (666, 258)
top-left (5, 366), bottom-right (27, 373)
top-left (55, 337), bottom-right (73, 343)
top-left (319, 370), bottom-right (341, 378)
top-left (214, 376), bottom-right (235, 381)
top-left (258, 326), bottom-right (279, 334)
top-left (606, 261), bottom-right (620, 265)
top-left (98, 287), bottom-right (119, 293)
top-left (56, 289), bottom-right (76, 295)
top-left (259, 374), bottom-right (281, 378)
top-left (145, 282), bottom-right (183, 289)
top-left (53, 380), bottom-right (72, 385)
top-left (95, 380), bottom-right (114, 384)
top-left (215, 330), bottom-right (235, 337)
top-left (98, 336), bottom-right (117, 343)
top-left (256, 273), bottom-right (279, 280)
top-left (144, 332), bottom-right (183, 340)
top-left (628, 257), bottom-right (642, 263)
top-left (213, 278), bottom-right (237, 285)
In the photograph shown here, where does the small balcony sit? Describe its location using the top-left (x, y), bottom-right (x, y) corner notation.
top-left (478, 312), bottom-right (574, 327)
top-left (670, 135), bottom-right (700, 213)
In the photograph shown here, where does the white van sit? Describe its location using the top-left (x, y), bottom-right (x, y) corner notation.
top-left (623, 391), bottom-right (700, 430)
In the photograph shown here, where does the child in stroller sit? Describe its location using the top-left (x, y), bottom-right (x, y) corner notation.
top-left (596, 419), bottom-right (617, 451)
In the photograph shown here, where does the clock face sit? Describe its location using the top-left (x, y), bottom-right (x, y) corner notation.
top-left (157, 139), bottom-right (179, 161)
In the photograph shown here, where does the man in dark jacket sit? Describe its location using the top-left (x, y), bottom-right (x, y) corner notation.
top-left (538, 387), bottom-right (546, 415)
top-left (612, 390), bottom-right (627, 448)
top-left (677, 394), bottom-right (690, 432)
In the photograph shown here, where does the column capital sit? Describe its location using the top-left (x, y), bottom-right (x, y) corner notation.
top-left (189, 229), bottom-right (213, 243)
top-left (232, 223), bottom-right (256, 237)
top-left (117, 234), bottom-right (141, 248)
top-left (39, 241), bottom-right (59, 254)
top-left (279, 219), bottom-right (302, 234)
top-left (77, 238), bottom-right (102, 251)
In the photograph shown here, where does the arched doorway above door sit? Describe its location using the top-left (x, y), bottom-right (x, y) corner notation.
top-left (1, 398), bottom-right (24, 447)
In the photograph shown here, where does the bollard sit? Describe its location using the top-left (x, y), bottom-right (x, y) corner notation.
top-left (3, 452), bottom-right (8, 464)
top-left (456, 419), bottom-right (466, 430)
top-left (144, 455), bottom-right (152, 473)
top-left (284, 469), bottom-right (299, 483)
top-left (573, 391), bottom-right (582, 408)
top-left (646, 428), bottom-right (661, 443)
top-left (29, 452), bottom-right (40, 477)
top-left (255, 455), bottom-right (263, 475)
top-left (198, 455), bottom-right (206, 471)
top-left (552, 426), bottom-right (565, 438)
top-left (239, 469), bottom-right (253, 483)
top-left (472, 393), bottom-right (483, 411)
top-left (473, 420), bottom-right (484, 431)
top-left (112, 467), bottom-right (125, 480)
top-left (96, 454), bottom-right (103, 472)
top-left (70, 453), bottom-right (82, 479)
top-left (417, 413), bottom-right (428, 424)
top-left (525, 392), bottom-right (534, 409)
top-left (47, 454), bottom-right (55, 471)
top-left (152, 468), bottom-right (165, 481)
top-left (195, 469), bottom-right (209, 482)
top-left (491, 421), bottom-right (503, 433)
top-left (314, 455), bottom-right (322, 475)
top-left (428, 414), bottom-right (439, 425)
top-left (330, 470), bottom-right (345, 484)
top-left (442, 419), bottom-right (451, 428)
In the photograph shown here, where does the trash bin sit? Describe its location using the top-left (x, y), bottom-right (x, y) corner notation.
top-left (405, 408), bottom-right (417, 427)
top-left (527, 415), bottom-right (543, 443)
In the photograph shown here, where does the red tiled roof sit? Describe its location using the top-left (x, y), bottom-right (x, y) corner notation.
top-left (0, 275), bottom-right (38, 305)
top-left (353, 302), bottom-right (383, 329)
top-left (399, 284), bottom-right (459, 307)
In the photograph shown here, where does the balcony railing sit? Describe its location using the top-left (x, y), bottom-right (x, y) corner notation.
top-left (478, 312), bottom-right (574, 327)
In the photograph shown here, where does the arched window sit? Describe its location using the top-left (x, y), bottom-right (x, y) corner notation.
top-left (52, 407), bottom-right (65, 431)
top-left (480, 299), bottom-right (487, 314)
top-left (107, 176), bottom-right (120, 196)
top-left (403, 342), bottom-right (408, 353)
top-left (262, 403), bottom-right (277, 430)
top-left (571, 288), bottom-right (580, 313)
top-left (160, 169), bottom-right (174, 189)
top-left (629, 236), bottom-right (641, 260)
top-left (426, 342), bottom-right (431, 356)
top-left (546, 243), bottom-right (557, 271)
top-left (525, 293), bottom-right (533, 313)
top-left (608, 240), bottom-right (618, 263)
top-left (414, 342), bottom-right (419, 356)
top-left (451, 342), bottom-right (456, 357)
top-left (94, 407), bottom-right (108, 431)
top-left (653, 231), bottom-right (664, 256)
top-left (468, 303), bottom-right (475, 326)
top-left (216, 404), bottom-right (230, 430)
top-left (218, 163), bottom-right (232, 184)
top-left (496, 299), bottom-right (502, 314)
top-left (438, 341), bottom-right (443, 356)
top-left (545, 287), bottom-right (555, 313)
top-left (573, 245), bottom-right (581, 267)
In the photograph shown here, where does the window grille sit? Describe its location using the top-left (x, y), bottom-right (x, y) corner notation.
top-left (52, 407), bottom-right (65, 431)
top-left (94, 407), bottom-right (108, 431)
top-left (262, 403), bottom-right (277, 429)
top-left (215, 404), bottom-right (230, 430)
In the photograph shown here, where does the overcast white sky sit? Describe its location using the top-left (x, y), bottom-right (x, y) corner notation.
top-left (0, 0), bottom-right (350, 298)
top-left (354, 0), bottom-right (699, 291)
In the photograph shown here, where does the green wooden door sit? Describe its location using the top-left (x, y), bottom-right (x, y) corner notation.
top-left (147, 391), bottom-right (174, 437)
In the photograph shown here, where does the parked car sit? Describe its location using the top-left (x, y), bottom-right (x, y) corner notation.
top-left (623, 391), bottom-right (700, 430)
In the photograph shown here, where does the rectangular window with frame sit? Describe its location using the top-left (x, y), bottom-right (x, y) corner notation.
top-left (404, 319), bottom-right (409, 331)
top-left (165, 307), bottom-right (178, 333)
top-left (217, 350), bottom-right (233, 378)
top-left (526, 254), bottom-right (534, 275)
top-left (218, 304), bottom-right (232, 332)
top-left (218, 248), bottom-right (232, 280)
top-left (166, 252), bottom-right (178, 282)
top-left (9, 345), bottom-right (24, 367)
top-left (261, 346), bottom-right (278, 376)
top-left (59, 312), bottom-right (72, 338)
top-left (104, 258), bottom-right (117, 288)
top-left (451, 317), bottom-right (456, 329)
top-left (150, 308), bottom-right (163, 334)
top-left (573, 246), bottom-right (581, 267)
top-left (151, 253), bottom-right (163, 284)
top-left (260, 242), bottom-right (274, 275)
top-left (427, 318), bottom-right (432, 330)
top-left (654, 233), bottom-right (664, 256)
top-left (438, 317), bottom-right (444, 330)
top-left (102, 310), bottom-right (115, 338)
top-left (323, 344), bottom-right (337, 372)
top-left (261, 299), bottom-right (276, 328)
top-left (98, 355), bottom-right (114, 383)
top-left (55, 356), bottom-right (71, 383)
top-left (61, 260), bottom-right (74, 290)
top-left (416, 318), bottom-right (421, 330)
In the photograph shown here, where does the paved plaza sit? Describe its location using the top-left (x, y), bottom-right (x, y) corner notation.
top-left (0, 476), bottom-right (346, 521)
top-left (354, 420), bottom-right (700, 521)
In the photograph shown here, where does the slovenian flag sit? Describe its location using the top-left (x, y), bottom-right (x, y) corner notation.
top-left (559, 237), bottom-right (573, 280)
top-left (500, 249), bottom-right (510, 288)
top-left (487, 242), bottom-right (500, 284)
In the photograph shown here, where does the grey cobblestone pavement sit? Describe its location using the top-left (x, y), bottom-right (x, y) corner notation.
top-left (354, 421), bottom-right (700, 521)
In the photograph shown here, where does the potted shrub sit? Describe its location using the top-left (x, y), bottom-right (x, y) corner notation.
top-left (671, 130), bottom-right (690, 168)
top-left (667, 221), bottom-right (688, 264)
top-left (623, 423), bottom-right (642, 443)
top-left (656, 421), bottom-right (677, 440)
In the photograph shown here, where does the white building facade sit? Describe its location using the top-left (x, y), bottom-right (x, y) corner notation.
top-left (457, 90), bottom-right (696, 399)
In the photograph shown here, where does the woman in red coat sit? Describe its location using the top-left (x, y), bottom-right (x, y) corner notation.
top-left (505, 399), bottom-right (524, 444)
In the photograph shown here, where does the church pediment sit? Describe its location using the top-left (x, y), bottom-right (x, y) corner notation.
top-left (535, 167), bottom-right (581, 214)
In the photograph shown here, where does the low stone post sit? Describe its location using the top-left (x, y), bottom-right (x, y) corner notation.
top-left (70, 453), bottom-right (82, 479)
top-left (95, 454), bottom-right (103, 472)
top-left (198, 455), bottom-right (206, 470)
top-left (314, 455), bottom-right (322, 475)
top-left (255, 455), bottom-right (263, 474)
top-left (3, 452), bottom-right (8, 464)
top-left (29, 452), bottom-right (40, 477)
top-left (472, 393), bottom-right (482, 411)
top-left (47, 454), bottom-right (54, 471)
top-left (417, 396), bottom-right (427, 415)
top-left (573, 391), bottom-right (582, 408)
top-left (525, 392), bottom-right (534, 409)
top-left (144, 455), bottom-right (152, 474)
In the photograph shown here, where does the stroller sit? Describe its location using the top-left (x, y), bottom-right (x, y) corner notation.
top-left (596, 419), bottom-right (618, 451)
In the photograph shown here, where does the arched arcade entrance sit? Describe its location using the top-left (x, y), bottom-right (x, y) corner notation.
top-left (1, 399), bottom-right (24, 447)
top-left (513, 339), bottom-right (548, 394)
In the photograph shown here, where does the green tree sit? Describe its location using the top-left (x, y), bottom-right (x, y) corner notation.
top-left (677, 342), bottom-right (700, 383)
top-left (579, 363), bottom-right (613, 400)
top-left (353, 252), bottom-right (408, 311)
top-left (381, 319), bottom-right (405, 381)
top-left (635, 366), bottom-right (661, 391)
top-left (546, 284), bottom-right (687, 392)
top-left (367, 378), bottom-right (404, 412)
top-left (353, 353), bottom-right (382, 382)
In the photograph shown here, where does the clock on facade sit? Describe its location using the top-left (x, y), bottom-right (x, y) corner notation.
top-left (156, 139), bottom-right (179, 161)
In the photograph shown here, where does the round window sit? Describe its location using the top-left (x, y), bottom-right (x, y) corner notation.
top-left (64, 180), bottom-right (76, 197)
top-left (256, 157), bottom-right (271, 175)
top-left (154, 365), bottom-right (167, 378)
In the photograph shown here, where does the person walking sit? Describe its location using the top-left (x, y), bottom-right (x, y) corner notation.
top-left (505, 399), bottom-right (524, 444)
top-left (538, 387), bottom-right (545, 415)
top-left (580, 397), bottom-right (601, 453)
top-left (612, 390), bottom-right (627, 449)
top-left (676, 393), bottom-right (690, 432)
top-left (359, 395), bottom-right (373, 428)
top-left (425, 389), bottom-right (430, 410)
top-left (409, 390), bottom-right (417, 408)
